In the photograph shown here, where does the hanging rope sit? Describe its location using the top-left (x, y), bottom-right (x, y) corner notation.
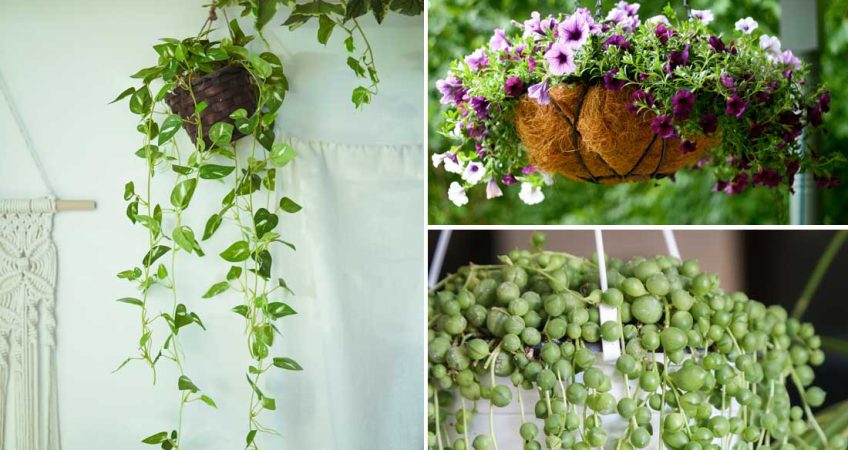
top-left (0, 67), bottom-right (56, 197)
top-left (429, 230), bottom-right (453, 288)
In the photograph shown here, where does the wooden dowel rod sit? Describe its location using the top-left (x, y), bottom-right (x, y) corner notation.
top-left (55, 200), bottom-right (96, 211)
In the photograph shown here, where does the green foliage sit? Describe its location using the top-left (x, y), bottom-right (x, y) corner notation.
top-left (428, 0), bottom-right (848, 224)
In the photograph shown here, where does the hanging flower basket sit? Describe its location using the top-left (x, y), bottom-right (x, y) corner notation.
top-left (514, 83), bottom-right (719, 183)
top-left (165, 64), bottom-right (258, 147)
top-left (432, 2), bottom-right (838, 207)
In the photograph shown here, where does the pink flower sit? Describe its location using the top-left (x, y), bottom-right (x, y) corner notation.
top-left (489, 28), bottom-right (510, 52)
top-left (558, 13), bottom-right (590, 48)
top-left (465, 48), bottom-right (489, 71)
top-left (776, 50), bottom-right (801, 70)
top-left (486, 178), bottom-right (504, 199)
top-left (544, 41), bottom-right (576, 76)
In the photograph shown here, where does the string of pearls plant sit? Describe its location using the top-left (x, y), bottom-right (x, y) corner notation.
top-left (428, 234), bottom-right (844, 450)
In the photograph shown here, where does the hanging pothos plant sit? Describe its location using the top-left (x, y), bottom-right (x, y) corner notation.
top-left (111, 1), bottom-right (421, 449)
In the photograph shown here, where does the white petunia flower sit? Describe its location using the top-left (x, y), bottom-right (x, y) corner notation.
top-left (443, 155), bottom-right (463, 174)
top-left (432, 152), bottom-right (446, 168)
top-left (759, 35), bottom-right (782, 58)
top-left (691, 9), bottom-right (714, 25)
top-left (518, 182), bottom-right (545, 205)
top-left (448, 182), bottom-right (469, 207)
top-left (646, 15), bottom-right (670, 26)
top-left (735, 17), bottom-right (758, 34)
top-left (485, 178), bottom-right (503, 199)
top-left (462, 162), bottom-right (486, 185)
top-left (541, 172), bottom-right (554, 186)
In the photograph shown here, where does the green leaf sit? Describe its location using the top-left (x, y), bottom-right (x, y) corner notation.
top-left (262, 397), bottom-right (277, 411)
top-left (246, 430), bottom-right (257, 446)
top-left (220, 241), bottom-right (251, 262)
top-left (202, 281), bottom-right (230, 299)
top-left (252, 339), bottom-right (269, 359)
top-left (270, 143), bottom-right (297, 167)
top-left (256, 0), bottom-right (278, 30)
top-left (250, 54), bottom-right (273, 79)
top-left (279, 197), bottom-right (302, 213)
top-left (232, 304), bottom-right (250, 318)
top-left (345, 0), bottom-right (369, 20)
top-left (295, 0), bottom-right (345, 16)
top-left (129, 86), bottom-right (152, 115)
top-left (117, 267), bottom-right (142, 280)
top-left (172, 226), bottom-right (202, 255)
top-left (195, 101), bottom-right (208, 114)
top-left (171, 165), bottom-right (193, 176)
top-left (346, 57), bottom-right (366, 77)
top-left (389, 0), bottom-right (423, 15)
top-left (268, 302), bottom-right (297, 319)
top-left (158, 114), bottom-right (183, 144)
top-left (822, 336), bottom-right (848, 356)
top-left (317, 15), bottom-right (335, 45)
top-left (352, 86), bottom-right (371, 108)
top-left (177, 375), bottom-right (199, 393)
top-left (143, 245), bottom-right (171, 267)
top-left (202, 213), bottom-right (222, 241)
top-left (253, 208), bottom-right (279, 238)
top-left (170, 178), bottom-right (197, 210)
top-left (273, 357), bottom-right (303, 371)
top-left (344, 36), bottom-right (355, 53)
top-left (255, 324), bottom-right (274, 346)
top-left (200, 395), bottom-right (218, 408)
top-left (116, 297), bottom-right (144, 307)
top-left (209, 121), bottom-right (234, 147)
top-left (370, 0), bottom-right (387, 23)
top-left (278, 278), bottom-right (295, 294)
top-left (199, 164), bottom-right (235, 180)
top-left (110, 87), bottom-right (135, 104)
top-left (141, 431), bottom-right (169, 445)
top-left (227, 265), bottom-right (243, 280)
top-left (173, 304), bottom-right (193, 330)
top-left (123, 181), bottom-right (135, 201)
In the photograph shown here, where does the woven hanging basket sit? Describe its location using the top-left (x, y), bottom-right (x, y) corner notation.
top-left (514, 84), bottom-right (719, 184)
top-left (165, 64), bottom-right (258, 147)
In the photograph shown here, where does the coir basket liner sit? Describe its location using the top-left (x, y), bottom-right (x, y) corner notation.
top-left (514, 84), bottom-right (718, 184)
top-left (166, 64), bottom-right (258, 147)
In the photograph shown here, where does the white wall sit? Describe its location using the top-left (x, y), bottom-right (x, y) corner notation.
top-left (0, 1), bottom-right (424, 448)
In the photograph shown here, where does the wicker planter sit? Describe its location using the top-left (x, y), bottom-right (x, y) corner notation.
top-left (165, 64), bottom-right (257, 147)
top-left (514, 84), bottom-right (718, 184)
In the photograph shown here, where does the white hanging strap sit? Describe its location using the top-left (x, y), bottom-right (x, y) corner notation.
top-left (429, 230), bottom-right (453, 288)
top-left (0, 67), bottom-right (95, 212)
top-left (595, 230), bottom-right (621, 361)
top-left (663, 229), bottom-right (681, 260)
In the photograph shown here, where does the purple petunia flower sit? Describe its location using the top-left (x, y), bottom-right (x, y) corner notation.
top-left (651, 115), bottom-right (676, 139)
top-left (752, 168), bottom-right (782, 188)
top-left (691, 9), bottom-right (714, 25)
top-left (667, 44), bottom-right (690, 72)
top-left (708, 35), bottom-right (726, 53)
top-left (558, 13), bottom-right (590, 48)
top-left (465, 48), bottom-right (489, 71)
top-left (603, 68), bottom-right (626, 90)
top-left (544, 41), bottom-right (576, 76)
top-left (489, 28), bottom-right (510, 52)
top-left (820, 91), bottom-right (831, 113)
top-left (713, 180), bottom-right (729, 192)
top-left (501, 173), bottom-right (518, 185)
top-left (528, 78), bottom-right (551, 105)
top-left (759, 35), bottom-right (782, 59)
top-left (748, 121), bottom-right (768, 138)
top-left (626, 89), bottom-right (655, 113)
top-left (573, 7), bottom-right (603, 35)
top-left (735, 17), bottom-right (758, 34)
top-left (679, 140), bottom-right (697, 154)
top-left (521, 165), bottom-right (537, 175)
top-left (436, 76), bottom-right (463, 105)
top-left (815, 175), bottom-right (841, 189)
top-left (808, 104), bottom-right (824, 127)
top-left (725, 95), bottom-right (748, 118)
top-left (606, 1), bottom-right (641, 31)
top-left (655, 23), bottom-right (675, 45)
top-left (700, 114), bottom-right (718, 134)
top-left (671, 90), bottom-right (696, 119)
top-left (603, 34), bottom-right (632, 51)
top-left (504, 77), bottom-right (526, 97)
top-left (470, 96), bottom-right (489, 120)
top-left (720, 74), bottom-right (735, 91)
top-left (522, 11), bottom-right (558, 40)
top-left (776, 50), bottom-right (801, 70)
top-left (725, 172), bottom-right (750, 195)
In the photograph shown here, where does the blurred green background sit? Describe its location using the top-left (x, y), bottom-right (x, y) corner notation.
top-left (428, 0), bottom-right (848, 224)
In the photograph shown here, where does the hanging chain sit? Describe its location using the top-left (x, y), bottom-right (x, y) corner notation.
top-left (595, 0), bottom-right (603, 19)
top-left (683, 0), bottom-right (692, 18)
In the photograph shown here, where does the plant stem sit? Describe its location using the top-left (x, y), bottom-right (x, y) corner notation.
top-left (792, 230), bottom-right (848, 319)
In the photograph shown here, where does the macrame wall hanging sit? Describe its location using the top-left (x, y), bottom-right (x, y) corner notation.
top-left (0, 68), bottom-right (94, 450)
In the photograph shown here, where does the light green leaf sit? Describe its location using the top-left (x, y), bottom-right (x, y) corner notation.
top-left (141, 431), bottom-right (169, 445)
top-left (273, 357), bottom-right (303, 371)
top-left (116, 297), bottom-right (143, 307)
top-left (250, 54), bottom-right (273, 79)
top-left (172, 226), bottom-right (201, 255)
top-left (202, 213), bottom-right (222, 241)
top-left (220, 241), bottom-right (251, 262)
top-left (317, 15), bottom-right (335, 45)
top-left (262, 397), bottom-right (277, 411)
top-left (177, 375), bottom-right (199, 393)
top-left (202, 281), bottom-right (230, 299)
top-left (279, 197), bottom-right (302, 213)
top-left (158, 114), bottom-right (183, 144)
top-left (270, 143), bottom-right (297, 167)
top-left (199, 164), bottom-right (235, 180)
top-left (170, 178), bottom-right (197, 210)
top-left (129, 87), bottom-right (152, 115)
top-left (268, 302), bottom-right (297, 319)
top-left (110, 87), bottom-right (135, 104)
top-left (200, 394), bottom-right (218, 408)
top-left (208, 122), bottom-right (234, 147)
top-left (352, 86), bottom-right (371, 108)
top-left (142, 245), bottom-right (171, 267)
